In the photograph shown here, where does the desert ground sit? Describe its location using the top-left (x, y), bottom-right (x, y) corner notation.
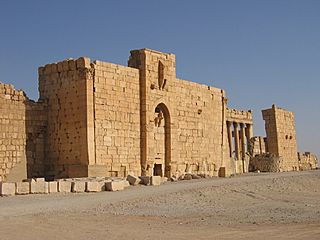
top-left (0, 170), bottom-right (319, 240)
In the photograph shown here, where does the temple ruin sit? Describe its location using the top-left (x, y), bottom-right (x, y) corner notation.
top-left (0, 48), bottom-right (317, 182)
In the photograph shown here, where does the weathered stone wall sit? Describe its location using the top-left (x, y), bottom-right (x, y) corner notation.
top-left (92, 61), bottom-right (141, 177)
top-left (0, 83), bottom-right (46, 182)
top-left (35, 49), bottom-right (237, 179)
top-left (298, 152), bottom-right (318, 170)
top-left (249, 154), bottom-right (281, 172)
top-left (128, 49), bottom-right (230, 177)
top-left (38, 58), bottom-right (94, 178)
top-left (262, 105), bottom-right (299, 171)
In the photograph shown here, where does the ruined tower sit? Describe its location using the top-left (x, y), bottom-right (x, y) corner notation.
top-left (262, 105), bottom-right (299, 171)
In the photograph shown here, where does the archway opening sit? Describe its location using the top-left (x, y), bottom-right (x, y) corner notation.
top-left (153, 103), bottom-right (171, 177)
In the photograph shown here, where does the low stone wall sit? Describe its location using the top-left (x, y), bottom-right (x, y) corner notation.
top-left (249, 154), bottom-right (281, 172)
top-left (0, 177), bottom-right (131, 196)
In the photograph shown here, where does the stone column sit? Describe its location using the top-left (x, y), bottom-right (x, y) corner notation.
top-left (246, 124), bottom-right (253, 140)
top-left (226, 121), bottom-right (233, 157)
top-left (240, 124), bottom-right (246, 159)
top-left (240, 123), bottom-right (246, 173)
top-left (245, 124), bottom-right (253, 152)
top-left (233, 122), bottom-right (240, 160)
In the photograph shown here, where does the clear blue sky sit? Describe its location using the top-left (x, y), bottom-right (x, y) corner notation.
top-left (0, 0), bottom-right (319, 156)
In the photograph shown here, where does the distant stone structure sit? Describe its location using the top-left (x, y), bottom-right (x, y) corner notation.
top-left (249, 105), bottom-right (318, 172)
top-left (0, 49), bottom-right (317, 182)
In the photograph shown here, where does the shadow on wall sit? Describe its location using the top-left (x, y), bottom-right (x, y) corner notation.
top-left (25, 100), bottom-right (47, 179)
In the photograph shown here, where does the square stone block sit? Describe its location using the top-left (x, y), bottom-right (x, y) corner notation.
top-left (15, 182), bottom-right (30, 195)
top-left (150, 176), bottom-right (161, 186)
top-left (86, 181), bottom-right (101, 192)
top-left (58, 181), bottom-right (72, 193)
top-left (0, 182), bottom-right (15, 196)
top-left (127, 175), bottom-right (141, 185)
top-left (48, 182), bottom-right (58, 193)
top-left (72, 181), bottom-right (86, 193)
top-left (123, 180), bottom-right (130, 188)
top-left (139, 176), bottom-right (151, 185)
top-left (30, 181), bottom-right (48, 194)
top-left (105, 181), bottom-right (124, 191)
top-left (98, 181), bottom-right (106, 191)
top-left (35, 178), bottom-right (45, 182)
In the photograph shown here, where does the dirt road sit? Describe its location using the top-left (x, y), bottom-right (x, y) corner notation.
top-left (1, 170), bottom-right (319, 240)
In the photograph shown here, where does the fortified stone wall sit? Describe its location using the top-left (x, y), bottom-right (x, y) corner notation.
top-left (34, 49), bottom-right (237, 179)
top-left (0, 83), bottom-right (46, 182)
top-left (38, 58), bottom-right (94, 178)
top-left (262, 105), bottom-right (299, 171)
top-left (92, 61), bottom-right (141, 177)
top-left (128, 49), bottom-right (230, 177)
top-left (2, 49), bottom-right (316, 181)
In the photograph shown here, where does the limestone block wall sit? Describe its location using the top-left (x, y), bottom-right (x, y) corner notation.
top-left (128, 48), bottom-right (231, 177)
top-left (92, 61), bottom-right (141, 177)
top-left (38, 58), bottom-right (94, 178)
top-left (0, 83), bottom-right (46, 182)
top-left (171, 79), bottom-right (228, 176)
top-left (262, 105), bottom-right (299, 171)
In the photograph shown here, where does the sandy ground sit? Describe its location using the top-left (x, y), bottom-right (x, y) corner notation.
top-left (1, 170), bottom-right (320, 240)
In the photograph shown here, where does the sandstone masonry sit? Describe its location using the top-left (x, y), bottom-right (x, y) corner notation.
top-left (0, 48), bottom-right (317, 182)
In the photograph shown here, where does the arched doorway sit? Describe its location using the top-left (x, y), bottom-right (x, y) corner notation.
top-left (153, 103), bottom-right (171, 177)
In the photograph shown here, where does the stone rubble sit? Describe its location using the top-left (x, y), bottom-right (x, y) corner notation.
top-left (1, 173), bottom-right (215, 197)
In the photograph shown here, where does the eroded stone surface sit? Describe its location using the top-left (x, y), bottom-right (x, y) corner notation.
top-left (0, 49), bottom-right (317, 184)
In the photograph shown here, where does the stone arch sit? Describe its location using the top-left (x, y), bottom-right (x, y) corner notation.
top-left (153, 102), bottom-right (171, 177)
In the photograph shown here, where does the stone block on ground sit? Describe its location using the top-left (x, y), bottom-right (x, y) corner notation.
top-left (139, 176), bottom-right (151, 185)
top-left (35, 178), bottom-right (45, 182)
top-left (105, 181), bottom-right (124, 191)
top-left (86, 181), bottom-right (101, 192)
top-left (198, 173), bottom-right (210, 178)
top-left (178, 174), bottom-right (185, 180)
top-left (58, 181), bottom-right (72, 193)
top-left (150, 176), bottom-right (161, 186)
top-left (123, 180), bottom-right (130, 188)
top-left (161, 177), bottom-right (168, 183)
top-left (170, 176), bottom-right (178, 182)
top-left (48, 181), bottom-right (58, 193)
top-left (191, 174), bottom-right (201, 179)
top-left (0, 182), bottom-right (15, 196)
top-left (72, 181), bottom-right (86, 193)
top-left (22, 178), bottom-right (45, 183)
top-left (15, 182), bottom-right (30, 195)
top-left (127, 175), bottom-right (141, 185)
top-left (98, 181), bottom-right (106, 191)
top-left (184, 174), bottom-right (192, 180)
top-left (30, 181), bottom-right (48, 194)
